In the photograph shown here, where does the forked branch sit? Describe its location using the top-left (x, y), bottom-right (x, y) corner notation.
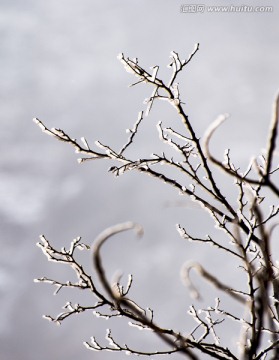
top-left (35, 47), bottom-right (279, 359)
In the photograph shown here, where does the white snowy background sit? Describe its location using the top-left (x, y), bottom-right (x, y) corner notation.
top-left (0, 1), bottom-right (279, 359)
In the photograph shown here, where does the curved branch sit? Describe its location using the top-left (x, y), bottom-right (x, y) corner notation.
top-left (181, 262), bottom-right (247, 304)
top-left (92, 222), bottom-right (202, 360)
top-left (204, 104), bottom-right (279, 197)
top-left (92, 222), bottom-right (143, 300)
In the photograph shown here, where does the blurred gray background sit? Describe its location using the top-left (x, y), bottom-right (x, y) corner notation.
top-left (1, 1), bottom-right (279, 359)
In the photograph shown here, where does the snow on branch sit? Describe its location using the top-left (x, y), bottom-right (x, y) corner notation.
top-left (35, 47), bottom-right (279, 359)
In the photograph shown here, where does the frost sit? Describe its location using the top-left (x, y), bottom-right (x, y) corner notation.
top-left (117, 53), bottom-right (124, 60)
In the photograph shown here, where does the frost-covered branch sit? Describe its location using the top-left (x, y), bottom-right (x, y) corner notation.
top-left (35, 47), bottom-right (279, 359)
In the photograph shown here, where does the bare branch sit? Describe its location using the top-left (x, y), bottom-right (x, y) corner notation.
top-left (35, 48), bottom-right (279, 360)
top-left (92, 222), bottom-right (143, 300)
top-left (265, 93), bottom-right (279, 176)
top-left (181, 262), bottom-right (247, 304)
